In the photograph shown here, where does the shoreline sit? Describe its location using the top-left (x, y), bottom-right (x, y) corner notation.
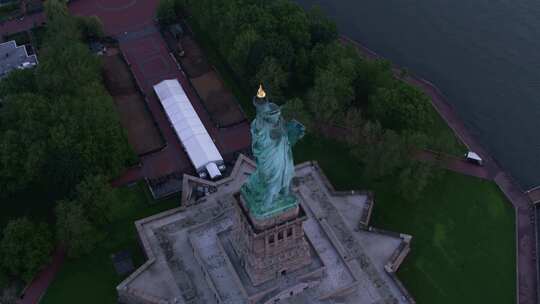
top-left (340, 35), bottom-right (538, 304)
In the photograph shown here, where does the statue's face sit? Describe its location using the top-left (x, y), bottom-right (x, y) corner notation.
top-left (261, 102), bottom-right (281, 125)
top-left (265, 111), bottom-right (281, 125)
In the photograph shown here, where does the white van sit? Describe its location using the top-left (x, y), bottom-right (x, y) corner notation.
top-left (465, 151), bottom-right (483, 166)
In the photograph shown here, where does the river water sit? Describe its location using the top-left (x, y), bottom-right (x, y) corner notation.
top-left (295, 0), bottom-right (540, 189)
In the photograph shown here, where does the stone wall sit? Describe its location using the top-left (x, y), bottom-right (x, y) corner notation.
top-left (233, 196), bottom-right (312, 286)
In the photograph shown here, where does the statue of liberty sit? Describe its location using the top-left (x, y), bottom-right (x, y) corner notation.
top-left (241, 85), bottom-right (305, 219)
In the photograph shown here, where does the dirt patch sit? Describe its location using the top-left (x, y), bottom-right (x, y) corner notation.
top-left (191, 72), bottom-right (245, 127)
top-left (179, 36), bottom-right (211, 78)
top-left (102, 52), bottom-right (137, 95)
top-left (102, 51), bottom-right (164, 155)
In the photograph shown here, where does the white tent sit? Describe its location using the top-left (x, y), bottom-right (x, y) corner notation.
top-left (154, 79), bottom-right (223, 179)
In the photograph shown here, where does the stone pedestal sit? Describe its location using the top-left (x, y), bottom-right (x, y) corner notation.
top-left (232, 193), bottom-right (312, 286)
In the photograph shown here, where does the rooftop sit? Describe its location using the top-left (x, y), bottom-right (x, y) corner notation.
top-left (0, 40), bottom-right (38, 78)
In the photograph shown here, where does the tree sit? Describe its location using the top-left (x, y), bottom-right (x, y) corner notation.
top-left (0, 69), bottom-right (36, 99)
top-left (270, 0), bottom-right (311, 49)
top-left (36, 40), bottom-right (101, 98)
top-left (0, 93), bottom-right (50, 195)
top-left (55, 200), bottom-right (101, 258)
top-left (309, 41), bottom-right (359, 75)
top-left (228, 28), bottom-right (261, 77)
top-left (173, 0), bottom-right (187, 17)
top-left (308, 6), bottom-right (337, 45)
top-left (368, 82), bottom-right (434, 132)
top-left (75, 174), bottom-right (124, 227)
top-left (281, 98), bottom-right (313, 131)
top-left (43, 0), bottom-right (80, 43)
top-left (0, 218), bottom-right (53, 282)
top-left (343, 107), bottom-right (364, 145)
top-left (156, 0), bottom-right (177, 25)
top-left (0, 267), bottom-right (7, 289)
top-left (1, 0), bottom-right (133, 203)
top-left (306, 60), bottom-right (356, 127)
top-left (352, 59), bottom-right (393, 108)
top-left (78, 16), bottom-right (105, 40)
top-left (44, 0), bottom-right (70, 24)
top-left (262, 33), bottom-right (295, 76)
top-left (40, 84), bottom-right (133, 193)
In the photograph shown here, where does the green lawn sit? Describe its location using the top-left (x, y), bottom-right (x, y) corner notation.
top-left (374, 171), bottom-right (516, 304)
top-left (295, 135), bottom-right (516, 304)
top-left (40, 184), bottom-right (179, 304)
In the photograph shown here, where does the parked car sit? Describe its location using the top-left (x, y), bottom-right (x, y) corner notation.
top-left (465, 151), bottom-right (483, 166)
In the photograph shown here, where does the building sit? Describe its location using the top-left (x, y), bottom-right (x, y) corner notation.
top-left (0, 40), bottom-right (38, 79)
top-left (153, 79), bottom-right (225, 180)
top-left (117, 156), bottom-right (415, 304)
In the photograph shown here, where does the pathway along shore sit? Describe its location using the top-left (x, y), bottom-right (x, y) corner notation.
top-left (341, 35), bottom-right (538, 304)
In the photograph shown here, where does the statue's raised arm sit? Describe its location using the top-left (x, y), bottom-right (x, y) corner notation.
top-left (286, 119), bottom-right (305, 146)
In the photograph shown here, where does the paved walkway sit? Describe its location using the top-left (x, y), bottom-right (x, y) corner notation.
top-left (17, 247), bottom-right (66, 304)
top-left (342, 35), bottom-right (538, 304)
top-left (415, 149), bottom-right (493, 180)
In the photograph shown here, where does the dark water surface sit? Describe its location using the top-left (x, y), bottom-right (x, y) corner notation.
top-left (295, 0), bottom-right (540, 189)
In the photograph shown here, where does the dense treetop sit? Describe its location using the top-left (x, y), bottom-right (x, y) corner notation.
top-left (161, 0), bottom-right (454, 197)
top-left (0, 1), bottom-right (132, 199)
top-left (0, 0), bottom-right (133, 281)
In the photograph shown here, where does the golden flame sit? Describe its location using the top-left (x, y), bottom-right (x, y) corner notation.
top-left (257, 84), bottom-right (266, 99)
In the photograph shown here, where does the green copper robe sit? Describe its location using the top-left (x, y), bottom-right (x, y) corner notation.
top-left (241, 99), bottom-right (305, 219)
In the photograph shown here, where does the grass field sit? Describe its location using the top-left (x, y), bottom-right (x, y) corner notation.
top-left (378, 171), bottom-right (516, 304)
top-left (40, 184), bottom-right (179, 304)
